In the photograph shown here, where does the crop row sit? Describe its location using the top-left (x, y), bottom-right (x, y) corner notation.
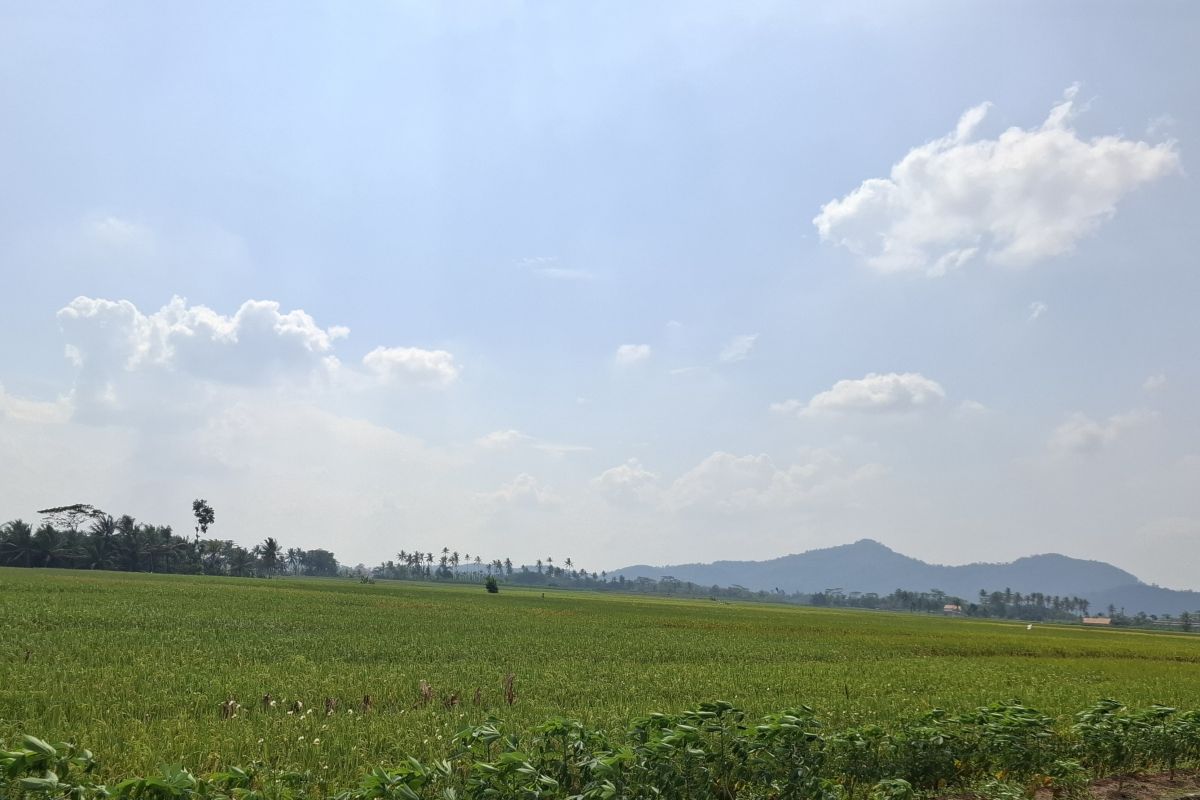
top-left (5, 698), bottom-right (1200, 800)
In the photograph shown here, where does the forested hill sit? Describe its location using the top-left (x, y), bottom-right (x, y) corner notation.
top-left (613, 539), bottom-right (1200, 616)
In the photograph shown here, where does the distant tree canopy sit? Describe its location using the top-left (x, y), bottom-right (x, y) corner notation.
top-left (37, 504), bottom-right (105, 531)
top-left (1, 501), bottom-right (338, 579)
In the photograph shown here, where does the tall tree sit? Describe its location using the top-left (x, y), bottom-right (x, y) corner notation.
top-left (192, 499), bottom-right (215, 538)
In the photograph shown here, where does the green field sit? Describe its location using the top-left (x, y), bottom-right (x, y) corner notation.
top-left (2, 567), bottom-right (1199, 787)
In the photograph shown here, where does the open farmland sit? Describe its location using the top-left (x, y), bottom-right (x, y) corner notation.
top-left (2, 567), bottom-right (1199, 790)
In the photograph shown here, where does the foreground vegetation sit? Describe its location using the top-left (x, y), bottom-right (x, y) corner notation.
top-left (3, 569), bottom-right (1200, 794)
top-left (6, 699), bottom-right (1200, 799)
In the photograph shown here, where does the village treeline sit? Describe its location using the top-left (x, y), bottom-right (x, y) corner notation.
top-left (0, 502), bottom-right (1193, 628)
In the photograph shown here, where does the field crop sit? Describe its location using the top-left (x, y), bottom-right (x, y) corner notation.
top-left (2, 568), bottom-right (1199, 790)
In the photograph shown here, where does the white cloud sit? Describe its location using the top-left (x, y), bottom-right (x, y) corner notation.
top-left (58, 296), bottom-right (347, 386)
top-left (773, 372), bottom-right (945, 416)
top-left (476, 428), bottom-right (591, 454)
top-left (718, 333), bottom-right (758, 363)
top-left (55, 297), bottom-right (460, 413)
top-left (1143, 373), bottom-right (1167, 392)
top-left (1146, 114), bottom-right (1176, 139)
top-left (665, 450), bottom-right (884, 513)
top-left (593, 459), bottom-right (661, 505)
top-left (362, 346), bottom-right (460, 387)
top-left (476, 429), bottom-right (532, 449)
top-left (814, 86), bottom-right (1180, 274)
top-left (520, 256), bottom-right (595, 281)
top-left (1049, 409), bottom-right (1153, 455)
top-left (477, 473), bottom-right (561, 508)
top-left (1029, 301), bottom-right (1048, 321)
top-left (956, 399), bottom-right (989, 416)
top-left (0, 385), bottom-right (70, 424)
top-left (536, 267), bottom-right (595, 281)
top-left (85, 215), bottom-right (155, 253)
top-left (614, 343), bottom-right (652, 366)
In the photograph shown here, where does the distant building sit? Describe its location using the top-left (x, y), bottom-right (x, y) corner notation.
top-left (1082, 617), bottom-right (1112, 626)
top-left (943, 604), bottom-right (963, 615)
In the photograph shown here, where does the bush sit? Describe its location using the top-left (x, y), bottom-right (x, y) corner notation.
top-left (486, 575), bottom-right (500, 593)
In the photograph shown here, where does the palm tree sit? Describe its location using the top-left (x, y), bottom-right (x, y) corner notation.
top-left (228, 547), bottom-right (255, 577)
top-left (86, 515), bottom-right (118, 570)
top-left (33, 524), bottom-right (74, 568)
top-left (287, 547), bottom-right (304, 576)
top-left (115, 516), bottom-right (145, 571)
top-left (258, 537), bottom-right (282, 576)
top-left (0, 520), bottom-right (36, 567)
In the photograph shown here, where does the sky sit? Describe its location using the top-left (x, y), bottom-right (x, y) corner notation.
top-left (1, 1), bottom-right (1198, 588)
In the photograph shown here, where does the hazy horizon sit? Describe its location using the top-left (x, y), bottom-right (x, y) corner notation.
top-left (2, 3), bottom-right (1198, 589)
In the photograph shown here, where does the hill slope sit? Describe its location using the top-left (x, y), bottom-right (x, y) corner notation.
top-left (613, 539), bottom-right (1200, 616)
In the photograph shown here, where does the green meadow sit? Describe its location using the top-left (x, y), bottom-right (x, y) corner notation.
top-left (2, 567), bottom-right (1198, 786)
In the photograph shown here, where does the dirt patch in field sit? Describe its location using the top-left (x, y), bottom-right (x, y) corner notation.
top-left (1080, 770), bottom-right (1200, 800)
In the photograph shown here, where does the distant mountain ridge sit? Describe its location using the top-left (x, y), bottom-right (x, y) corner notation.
top-left (612, 539), bottom-right (1200, 617)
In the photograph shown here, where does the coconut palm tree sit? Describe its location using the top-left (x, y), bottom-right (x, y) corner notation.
top-left (0, 519), bottom-right (36, 567)
top-left (85, 515), bottom-right (118, 570)
top-left (257, 537), bottom-right (282, 576)
top-left (33, 524), bottom-right (74, 568)
top-left (228, 547), bottom-right (255, 577)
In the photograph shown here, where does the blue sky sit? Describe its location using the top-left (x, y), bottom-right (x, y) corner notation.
top-left (2, 2), bottom-right (1198, 587)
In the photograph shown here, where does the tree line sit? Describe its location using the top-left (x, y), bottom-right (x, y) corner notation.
top-left (3, 502), bottom-right (1197, 628)
top-left (0, 503), bottom-right (338, 578)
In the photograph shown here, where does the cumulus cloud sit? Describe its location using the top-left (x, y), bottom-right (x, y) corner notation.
top-left (362, 346), bottom-right (460, 387)
top-left (814, 86), bottom-right (1180, 274)
top-left (614, 344), bottom-right (652, 366)
top-left (665, 450), bottom-right (884, 513)
top-left (718, 333), bottom-right (759, 363)
top-left (772, 372), bottom-right (945, 416)
top-left (477, 473), bottom-right (561, 508)
top-left (1049, 409), bottom-right (1153, 455)
top-left (58, 296), bottom-right (346, 385)
top-left (55, 297), bottom-right (459, 413)
top-left (593, 458), bottom-right (661, 505)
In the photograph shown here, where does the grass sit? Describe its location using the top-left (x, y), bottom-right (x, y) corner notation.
top-left (2, 567), bottom-right (1199, 786)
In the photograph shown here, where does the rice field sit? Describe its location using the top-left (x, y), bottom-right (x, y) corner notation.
top-left (2, 567), bottom-right (1199, 786)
